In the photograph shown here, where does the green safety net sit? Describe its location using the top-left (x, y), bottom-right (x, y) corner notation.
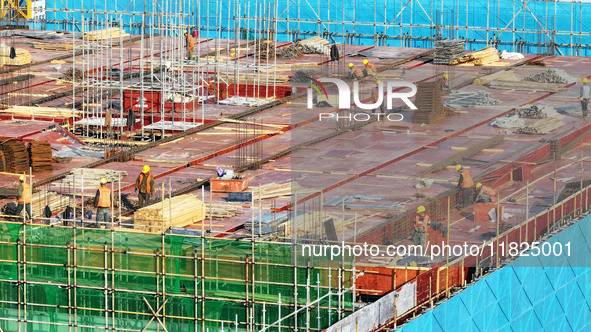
top-left (0, 221), bottom-right (353, 331)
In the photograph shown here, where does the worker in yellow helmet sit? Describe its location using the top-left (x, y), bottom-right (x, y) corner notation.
top-left (135, 165), bottom-right (155, 208)
top-left (441, 73), bottom-right (449, 90)
top-left (15, 174), bottom-right (32, 220)
top-left (581, 77), bottom-right (590, 118)
top-left (456, 165), bottom-right (474, 208)
top-left (413, 205), bottom-right (431, 247)
top-left (475, 183), bottom-right (497, 203)
top-left (348, 63), bottom-right (363, 80)
top-left (363, 59), bottom-right (377, 78)
top-left (184, 30), bottom-right (195, 61)
top-left (94, 178), bottom-right (112, 229)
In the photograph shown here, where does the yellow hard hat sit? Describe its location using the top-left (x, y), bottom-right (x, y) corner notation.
top-left (231, 52), bottom-right (235, 56)
top-left (584, 78), bottom-right (589, 83)
top-left (417, 205), bottom-right (426, 213)
top-left (348, 63), bottom-right (354, 67)
top-left (443, 73), bottom-right (449, 79)
top-left (476, 183), bottom-right (482, 189)
top-left (363, 59), bottom-right (369, 65)
top-left (100, 178), bottom-right (107, 185)
top-left (376, 80), bottom-right (380, 85)
top-left (19, 175), bottom-right (25, 182)
top-left (455, 165), bottom-right (463, 172)
top-left (183, 30), bottom-right (188, 34)
top-left (142, 165), bottom-right (150, 173)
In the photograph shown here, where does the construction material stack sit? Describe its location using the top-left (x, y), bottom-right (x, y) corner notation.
top-left (28, 141), bottom-right (53, 171)
top-left (434, 39), bottom-right (465, 65)
top-left (53, 168), bottom-right (127, 191)
top-left (1, 141), bottom-right (29, 173)
top-left (450, 47), bottom-right (502, 66)
top-left (412, 82), bottom-right (454, 124)
top-left (134, 194), bottom-right (206, 233)
top-left (84, 27), bottom-right (128, 41)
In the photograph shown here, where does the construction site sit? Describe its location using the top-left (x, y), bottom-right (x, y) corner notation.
top-left (0, 0), bottom-right (590, 331)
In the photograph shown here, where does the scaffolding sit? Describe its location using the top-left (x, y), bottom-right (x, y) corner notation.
top-left (0, 221), bottom-right (356, 331)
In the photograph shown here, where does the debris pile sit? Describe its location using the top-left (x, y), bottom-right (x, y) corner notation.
top-left (489, 115), bottom-right (524, 129)
top-left (257, 40), bottom-right (276, 59)
top-left (278, 36), bottom-right (330, 59)
top-left (434, 39), bottom-right (465, 65)
top-left (62, 68), bottom-right (85, 81)
top-left (444, 91), bottom-right (502, 107)
top-left (525, 68), bottom-right (576, 84)
top-left (412, 82), bottom-right (455, 124)
top-left (289, 70), bottom-right (315, 83)
top-left (509, 105), bottom-right (563, 119)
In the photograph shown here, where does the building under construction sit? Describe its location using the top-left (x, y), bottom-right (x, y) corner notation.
top-left (0, 0), bottom-right (590, 331)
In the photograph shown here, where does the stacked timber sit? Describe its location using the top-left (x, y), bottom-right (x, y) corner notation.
top-left (1, 140), bottom-right (29, 173)
top-left (31, 191), bottom-right (69, 217)
top-left (33, 42), bottom-right (74, 51)
top-left (217, 73), bottom-right (289, 84)
top-left (516, 118), bottom-right (565, 135)
top-left (434, 39), bottom-right (465, 64)
top-left (0, 106), bottom-right (80, 118)
top-left (84, 27), bottom-right (128, 41)
top-left (52, 168), bottom-right (127, 191)
top-left (134, 194), bottom-right (206, 233)
top-left (278, 36), bottom-right (330, 59)
top-left (0, 46), bottom-right (31, 66)
top-left (28, 141), bottom-right (53, 171)
top-left (412, 82), bottom-right (454, 124)
top-left (259, 62), bottom-right (318, 73)
top-left (451, 47), bottom-right (502, 66)
top-left (207, 206), bottom-right (243, 219)
top-left (486, 80), bottom-right (564, 92)
top-left (250, 182), bottom-right (301, 199)
top-left (0, 150), bottom-right (5, 172)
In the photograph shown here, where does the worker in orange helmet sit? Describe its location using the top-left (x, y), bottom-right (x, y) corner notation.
top-left (363, 59), bottom-right (377, 77)
top-left (94, 178), bottom-right (112, 228)
top-left (348, 63), bottom-right (363, 80)
top-left (15, 174), bottom-right (32, 220)
top-left (456, 165), bottom-right (474, 208)
top-left (184, 30), bottom-right (195, 61)
top-left (413, 205), bottom-right (431, 247)
top-left (475, 183), bottom-right (497, 203)
top-left (135, 165), bottom-right (155, 208)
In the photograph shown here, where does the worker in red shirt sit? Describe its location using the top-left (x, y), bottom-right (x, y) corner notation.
top-left (413, 205), bottom-right (431, 247)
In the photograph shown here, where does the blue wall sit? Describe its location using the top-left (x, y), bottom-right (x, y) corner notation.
top-left (397, 215), bottom-right (591, 331)
top-left (40, 0), bottom-right (591, 56)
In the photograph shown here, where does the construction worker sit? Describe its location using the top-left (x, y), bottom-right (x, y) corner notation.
top-left (581, 77), bottom-right (590, 118)
top-left (475, 183), bottom-right (497, 203)
top-left (135, 165), bottom-right (155, 208)
top-left (184, 30), bottom-right (195, 61)
top-left (94, 178), bottom-right (112, 229)
top-left (371, 80), bottom-right (384, 113)
top-left (15, 175), bottom-right (31, 220)
top-left (441, 73), bottom-right (449, 90)
top-left (413, 206), bottom-right (430, 247)
top-left (348, 63), bottom-right (363, 80)
top-left (456, 165), bottom-right (474, 208)
top-left (363, 59), bottom-right (377, 77)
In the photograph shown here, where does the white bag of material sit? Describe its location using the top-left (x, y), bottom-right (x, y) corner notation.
top-left (500, 50), bottom-right (524, 60)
